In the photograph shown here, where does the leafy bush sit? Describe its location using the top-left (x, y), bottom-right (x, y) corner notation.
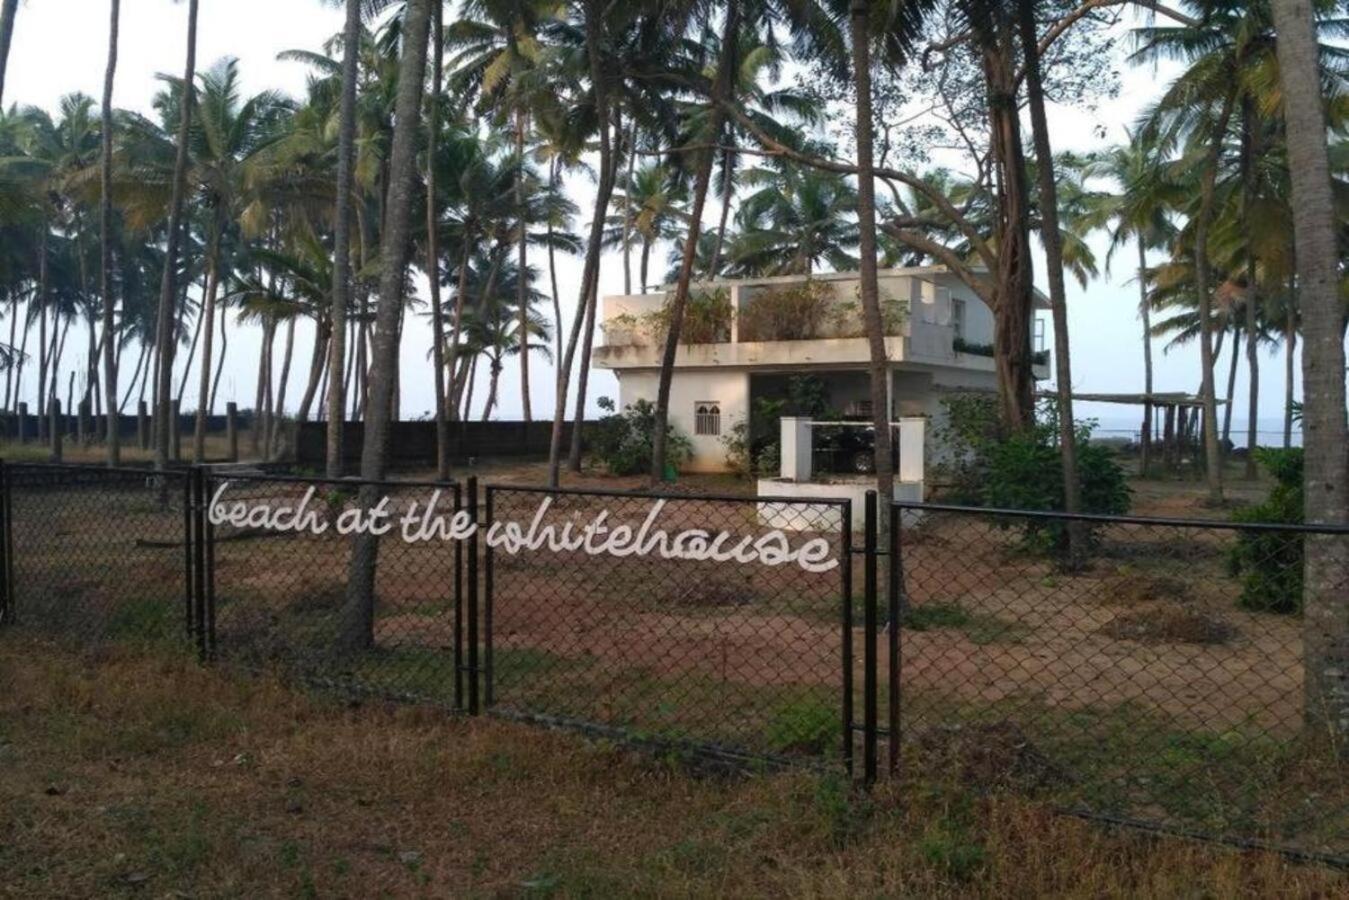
top-left (766, 695), bottom-right (839, 755)
top-left (953, 337), bottom-right (1050, 367)
top-left (1228, 448), bottom-right (1304, 614)
top-left (722, 376), bottom-right (828, 479)
top-left (935, 393), bottom-right (1131, 555)
top-left (738, 280), bottom-right (837, 341)
top-left (643, 288), bottom-right (732, 344)
top-left (591, 397), bottom-right (692, 476)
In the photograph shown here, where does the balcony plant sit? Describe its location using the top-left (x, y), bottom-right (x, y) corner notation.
top-left (644, 288), bottom-right (732, 344)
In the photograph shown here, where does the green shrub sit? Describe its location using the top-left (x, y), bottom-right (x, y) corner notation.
top-left (643, 288), bottom-right (732, 344)
top-left (721, 378), bottom-right (827, 479)
top-left (766, 695), bottom-right (839, 755)
top-left (1228, 449), bottom-right (1304, 614)
top-left (591, 397), bottom-right (692, 476)
top-left (935, 394), bottom-right (1131, 556)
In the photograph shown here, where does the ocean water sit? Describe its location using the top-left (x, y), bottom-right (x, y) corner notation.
top-left (1085, 415), bottom-right (1301, 448)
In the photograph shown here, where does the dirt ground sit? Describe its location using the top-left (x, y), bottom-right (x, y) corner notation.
top-left (3, 640), bottom-right (1346, 898)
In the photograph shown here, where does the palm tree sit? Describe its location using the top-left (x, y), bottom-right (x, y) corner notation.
top-left (0, 0), bottom-right (18, 107)
top-left (1081, 133), bottom-right (1182, 475)
top-left (101, 0), bottom-right (122, 465)
top-left (448, 0), bottom-right (562, 424)
top-left (153, 0), bottom-right (199, 481)
top-left (343, 0), bottom-right (433, 652)
top-left (1271, 0), bottom-right (1349, 737)
top-left (170, 59), bottom-right (289, 461)
top-left (324, 0), bottom-right (364, 477)
top-left (651, 0), bottom-right (743, 482)
top-left (726, 163), bottom-right (858, 276)
top-left (604, 163), bottom-right (689, 290)
top-left (1016, 0), bottom-right (1085, 557)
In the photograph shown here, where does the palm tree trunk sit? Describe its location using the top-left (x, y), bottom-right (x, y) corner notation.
top-left (153, 0), bottom-right (198, 483)
top-left (1284, 271), bottom-right (1296, 449)
top-left (622, 122), bottom-right (636, 294)
top-left (1138, 240), bottom-right (1154, 475)
top-left (516, 106), bottom-right (532, 423)
top-left (1222, 324), bottom-right (1240, 446)
top-left (566, 242), bottom-right (601, 471)
top-left (640, 238), bottom-right (651, 295)
top-left (296, 318), bottom-right (328, 423)
top-left (323, 0), bottom-right (361, 477)
top-left (461, 354), bottom-right (476, 420)
top-left (209, 298), bottom-right (228, 413)
top-left (650, 2), bottom-right (741, 482)
top-left (120, 341), bottom-right (147, 414)
top-left (37, 237), bottom-right (47, 439)
top-left (101, 0), bottom-right (121, 464)
top-left (445, 236), bottom-right (474, 423)
top-left (343, 0), bottom-right (432, 652)
top-left (850, 0), bottom-right (894, 505)
top-left (176, 299), bottom-right (204, 405)
top-left (193, 249), bottom-right (219, 462)
top-left (1017, 0), bottom-right (1082, 559)
top-left (548, 1), bottom-right (618, 486)
top-left (5, 297), bottom-right (17, 413)
top-left (481, 358), bottom-right (501, 422)
top-left (269, 316), bottom-right (295, 458)
top-left (1192, 90), bottom-right (1237, 502)
top-left (547, 157), bottom-right (564, 366)
top-left (1271, 0), bottom-right (1349, 737)
top-left (0, 0), bottom-right (18, 107)
top-left (1241, 98), bottom-right (1260, 478)
top-left (425, 0), bottom-right (449, 478)
top-left (708, 145), bottom-right (734, 277)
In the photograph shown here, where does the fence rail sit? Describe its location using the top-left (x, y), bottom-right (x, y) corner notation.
top-left (0, 461), bottom-right (1344, 865)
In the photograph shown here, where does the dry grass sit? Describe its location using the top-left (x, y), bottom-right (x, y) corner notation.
top-left (1, 638), bottom-right (1343, 898)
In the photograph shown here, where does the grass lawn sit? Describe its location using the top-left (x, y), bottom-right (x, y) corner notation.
top-left (1, 638), bottom-right (1343, 898)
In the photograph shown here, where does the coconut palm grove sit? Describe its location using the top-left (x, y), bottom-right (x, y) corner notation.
top-left (0, 0), bottom-right (1346, 893)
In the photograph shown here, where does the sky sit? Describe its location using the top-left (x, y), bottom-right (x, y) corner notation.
top-left (3, 0), bottom-right (1306, 442)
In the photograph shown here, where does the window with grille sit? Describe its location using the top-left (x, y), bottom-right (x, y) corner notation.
top-left (694, 402), bottom-right (721, 436)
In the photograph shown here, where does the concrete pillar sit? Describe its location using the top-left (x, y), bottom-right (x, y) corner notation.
top-left (170, 399), bottom-right (181, 462)
top-left (137, 400), bottom-right (149, 450)
top-left (897, 417), bottom-right (926, 484)
top-left (76, 398), bottom-right (90, 445)
top-left (779, 416), bottom-right (813, 482)
top-left (49, 399), bottom-right (62, 463)
top-left (16, 402), bottom-right (27, 444)
top-left (226, 402), bottom-right (239, 462)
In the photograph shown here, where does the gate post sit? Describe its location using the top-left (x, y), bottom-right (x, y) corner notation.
top-left (182, 469), bottom-right (195, 643)
top-left (483, 484), bottom-right (495, 709)
top-left (0, 460), bottom-right (9, 626)
top-left (840, 500), bottom-right (853, 777)
top-left (863, 490), bottom-right (879, 785)
top-left (192, 466), bottom-right (208, 661)
top-left (888, 501), bottom-right (903, 777)
top-left (452, 481), bottom-right (464, 711)
top-left (465, 477), bottom-right (479, 715)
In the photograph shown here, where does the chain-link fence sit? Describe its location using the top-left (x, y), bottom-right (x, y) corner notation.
top-left (3, 463), bottom-right (192, 652)
top-left (483, 484), bottom-right (853, 768)
top-left (2, 462), bottom-right (1346, 863)
top-left (204, 471), bottom-right (465, 708)
top-left (890, 501), bottom-right (1349, 863)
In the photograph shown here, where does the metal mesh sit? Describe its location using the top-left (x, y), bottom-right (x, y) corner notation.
top-left (205, 473), bottom-right (463, 708)
top-left (5, 464), bottom-right (191, 652)
top-left (484, 486), bottom-right (852, 766)
top-left (890, 502), bottom-right (1349, 861)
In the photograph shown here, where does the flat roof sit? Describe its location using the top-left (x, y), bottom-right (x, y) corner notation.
top-left (1054, 391), bottom-right (1225, 408)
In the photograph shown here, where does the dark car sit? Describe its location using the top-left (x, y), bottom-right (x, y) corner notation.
top-left (810, 422), bottom-right (898, 475)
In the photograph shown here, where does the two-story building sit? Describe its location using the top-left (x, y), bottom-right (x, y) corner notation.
top-left (593, 266), bottom-right (1050, 473)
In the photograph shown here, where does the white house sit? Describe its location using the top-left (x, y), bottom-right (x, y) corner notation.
top-left (592, 266), bottom-right (1051, 474)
